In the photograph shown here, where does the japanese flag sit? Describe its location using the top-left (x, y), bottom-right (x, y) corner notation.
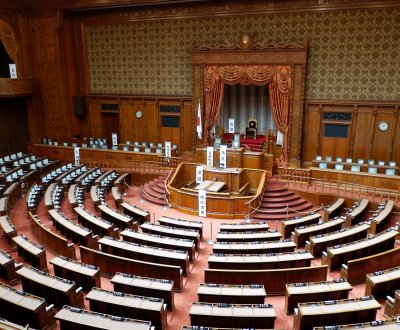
top-left (196, 100), bottom-right (202, 139)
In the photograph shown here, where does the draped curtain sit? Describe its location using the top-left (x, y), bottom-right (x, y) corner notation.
top-left (0, 19), bottom-right (19, 70)
top-left (204, 65), bottom-right (292, 165)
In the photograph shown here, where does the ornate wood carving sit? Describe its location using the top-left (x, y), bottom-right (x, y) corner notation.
top-left (192, 37), bottom-right (308, 167)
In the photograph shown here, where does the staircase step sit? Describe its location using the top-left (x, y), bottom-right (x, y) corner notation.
top-left (263, 195), bottom-right (300, 203)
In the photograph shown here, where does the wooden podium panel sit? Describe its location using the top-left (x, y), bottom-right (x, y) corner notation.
top-left (167, 162), bottom-right (267, 219)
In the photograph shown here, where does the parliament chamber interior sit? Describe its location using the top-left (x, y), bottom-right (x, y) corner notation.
top-left (0, 0), bottom-right (400, 329)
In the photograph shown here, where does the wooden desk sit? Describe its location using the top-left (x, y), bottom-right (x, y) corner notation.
top-left (384, 289), bottom-right (400, 318)
top-left (0, 215), bottom-right (17, 244)
top-left (307, 222), bottom-right (370, 257)
top-left (344, 199), bottom-right (369, 227)
top-left (121, 228), bottom-right (196, 262)
top-left (99, 236), bottom-right (190, 276)
top-left (311, 160), bottom-right (399, 175)
top-left (50, 255), bottom-right (101, 291)
top-left (48, 208), bottom-right (97, 249)
top-left (74, 206), bottom-right (119, 238)
top-left (121, 202), bottom-right (150, 225)
top-left (204, 265), bottom-right (328, 295)
top-left (313, 319), bottom-right (400, 329)
top-left (16, 265), bottom-right (84, 308)
top-left (0, 281), bottom-right (56, 330)
top-left (44, 182), bottom-right (58, 209)
top-left (195, 180), bottom-right (214, 190)
top-left (368, 200), bottom-right (394, 234)
top-left (342, 246), bottom-right (400, 285)
top-left (293, 296), bottom-right (381, 330)
top-left (0, 249), bottom-right (17, 283)
top-left (189, 302), bottom-right (276, 328)
top-left (111, 272), bottom-right (175, 310)
top-left (158, 216), bottom-right (203, 239)
top-left (285, 279), bottom-right (352, 314)
top-left (95, 169), bottom-right (117, 189)
top-left (55, 305), bottom-right (153, 330)
top-left (208, 251), bottom-right (313, 270)
top-left (12, 235), bottom-right (47, 271)
top-left (220, 221), bottom-right (270, 232)
top-left (67, 184), bottom-right (81, 208)
top-left (98, 204), bottom-right (137, 230)
top-left (293, 217), bottom-right (345, 246)
top-left (197, 283), bottom-right (266, 304)
top-left (322, 227), bottom-right (398, 270)
top-left (365, 266), bottom-right (400, 299)
top-left (141, 221), bottom-right (201, 250)
top-left (90, 185), bottom-right (102, 207)
top-left (0, 196), bottom-right (9, 216)
top-left (216, 230), bottom-right (282, 242)
top-left (323, 197), bottom-right (345, 220)
top-left (80, 245), bottom-right (183, 291)
top-left (213, 239), bottom-right (296, 255)
top-left (208, 181), bottom-right (226, 192)
top-left (282, 212), bottom-right (321, 238)
top-left (112, 186), bottom-right (123, 208)
top-left (86, 287), bottom-right (167, 330)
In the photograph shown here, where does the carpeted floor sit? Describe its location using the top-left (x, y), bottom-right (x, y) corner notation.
top-left (0, 182), bottom-right (397, 330)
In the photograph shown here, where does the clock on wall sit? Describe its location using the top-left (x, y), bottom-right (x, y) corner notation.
top-left (378, 121), bottom-right (389, 132)
top-left (136, 111), bottom-right (142, 118)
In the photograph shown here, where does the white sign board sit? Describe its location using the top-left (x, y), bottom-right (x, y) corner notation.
top-left (9, 64), bottom-right (17, 78)
top-left (196, 165), bottom-right (204, 184)
top-left (228, 118), bottom-right (235, 133)
top-left (220, 145), bottom-right (227, 168)
top-left (112, 133), bottom-right (118, 146)
top-left (206, 146), bottom-right (214, 167)
top-left (198, 189), bottom-right (207, 217)
top-left (165, 141), bottom-right (172, 158)
top-left (74, 147), bottom-right (80, 165)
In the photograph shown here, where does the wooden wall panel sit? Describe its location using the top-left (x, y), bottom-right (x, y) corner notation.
top-left (120, 99), bottom-right (134, 143)
top-left (87, 98), bottom-right (102, 137)
top-left (133, 99), bottom-right (145, 143)
top-left (303, 100), bottom-right (400, 167)
top-left (183, 100), bottom-right (193, 153)
top-left (145, 100), bottom-right (158, 144)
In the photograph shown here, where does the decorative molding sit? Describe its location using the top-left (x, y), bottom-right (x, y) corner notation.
top-left (193, 36), bottom-right (307, 52)
top-left (0, 78), bottom-right (35, 98)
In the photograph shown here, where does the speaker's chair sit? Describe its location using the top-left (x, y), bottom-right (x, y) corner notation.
top-left (245, 119), bottom-right (257, 139)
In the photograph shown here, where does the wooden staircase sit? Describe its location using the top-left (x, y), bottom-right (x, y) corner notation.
top-left (140, 176), bottom-right (168, 206)
top-left (252, 178), bottom-right (317, 221)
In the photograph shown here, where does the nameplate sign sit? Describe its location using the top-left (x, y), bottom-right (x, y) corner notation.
top-left (220, 145), bottom-right (227, 168)
top-left (196, 165), bottom-right (204, 184)
top-left (74, 147), bottom-right (80, 165)
top-left (206, 146), bottom-right (214, 167)
top-left (9, 64), bottom-right (17, 78)
top-left (198, 189), bottom-right (207, 217)
top-left (112, 133), bottom-right (118, 146)
top-left (165, 141), bottom-right (172, 158)
top-left (228, 118), bottom-right (235, 133)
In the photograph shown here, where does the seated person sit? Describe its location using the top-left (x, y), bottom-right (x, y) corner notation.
top-left (245, 119), bottom-right (257, 139)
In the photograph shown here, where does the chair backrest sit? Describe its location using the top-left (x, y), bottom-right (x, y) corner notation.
top-left (122, 146), bottom-right (129, 151)
top-left (357, 159), bottom-right (364, 164)
top-left (149, 142), bottom-right (155, 147)
top-left (335, 164), bottom-right (344, 170)
top-left (385, 168), bottom-right (396, 175)
top-left (336, 157), bottom-right (342, 162)
top-left (351, 165), bottom-right (361, 172)
top-left (389, 161), bottom-right (396, 167)
top-left (134, 141), bottom-right (139, 146)
top-left (142, 142), bottom-right (147, 146)
top-left (134, 147), bottom-right (140, 152)
top-left (214, 138), bottom-right (221, 149)
top-left (155, 148), bottom-right (162, 154)
top-left (368, 159), bottom-right (375, 165)
top-left (315, 155), bottom-right (322, 161)
top-left (346, 158), bottom-right (353, 163)
top-left (233, 141), bottom-right (240, 148)
top-left (144, 147), bottom-right (151, 153)
top-left (319, 162), bottom-right (328, 169)
top-left (248, 119), bottom-right (257, 129)
top-left (157, 143), bottom-right (163, 147)
top-left (126, 140), bottom-right (130, 144)
top-left (367, 167), bottom-right (377, 174)
top-left (82, 143), bottom-right (87, 148)
top-left (112, 146), bottom-right (118, 150)
top-left (233, 134), bottom-right (241, 142)
top-left (378, 160), bottom-right (385, 166)
top-left (325, 156), bottom-right (332, 161)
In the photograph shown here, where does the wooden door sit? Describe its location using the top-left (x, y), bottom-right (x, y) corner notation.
top-left (159, 114), bottom-right (181, 152)
top-left (101, 113), bottom-right (120, 146)
top-left (320, 123), bottom-right (350, 160)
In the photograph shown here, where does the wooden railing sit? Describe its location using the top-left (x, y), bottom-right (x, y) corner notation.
top-left (84, 158), bottom-right (180, 174)
top-left (278, 167), bottom-right (400, 205)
